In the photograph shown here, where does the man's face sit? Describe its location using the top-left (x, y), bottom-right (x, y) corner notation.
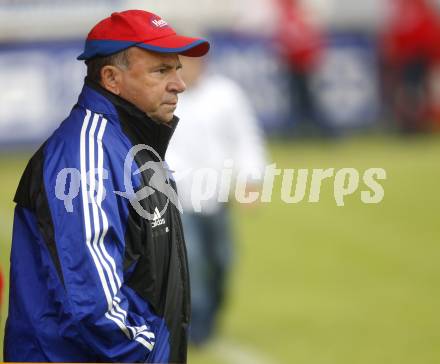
top-left (118, 47), bottom-right (186, 123)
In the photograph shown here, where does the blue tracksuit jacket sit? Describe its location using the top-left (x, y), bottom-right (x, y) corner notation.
top-left (4, 80), bottom-right (190, 363)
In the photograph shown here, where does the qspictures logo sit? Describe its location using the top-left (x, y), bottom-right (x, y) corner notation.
top-left (175, 163), bottom-right (386, 211)
top-left (54, 144), bottom-right (387, 219)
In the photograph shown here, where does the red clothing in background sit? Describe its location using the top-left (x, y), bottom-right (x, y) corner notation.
top-left (274, 0), bottom-right (323, 72)
top-left (381, 0), bottom-right (440, 130)
top-left (382, 0), bottom-right (440, 66)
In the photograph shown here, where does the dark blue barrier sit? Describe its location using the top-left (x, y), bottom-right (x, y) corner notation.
top-left (311, 32), bottom-right (380, 131)
top-left (0, 32), bottom-right (381, 147)
top-left (0, 40), bottom-right (85, 147)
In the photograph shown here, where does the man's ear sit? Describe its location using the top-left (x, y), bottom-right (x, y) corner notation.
top-left (100, 65), bottom-right (123, 95)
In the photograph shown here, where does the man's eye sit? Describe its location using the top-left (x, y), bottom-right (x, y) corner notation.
top-left (157, 68), bottom-right (167, 74)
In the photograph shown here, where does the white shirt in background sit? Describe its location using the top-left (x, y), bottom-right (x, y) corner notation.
top-left (166, 74), bottom-right (267, 214)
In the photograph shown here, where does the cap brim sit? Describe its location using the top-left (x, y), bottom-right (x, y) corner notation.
top-left (137, 34), bottom-right (210, 57)
top-left (77, 35), bottom-right (210, 61)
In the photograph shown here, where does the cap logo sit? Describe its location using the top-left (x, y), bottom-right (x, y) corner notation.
top-left (151, 18), bottom-right (168, 28)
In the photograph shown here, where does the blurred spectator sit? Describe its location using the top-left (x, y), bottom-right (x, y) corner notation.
top-left (166, 57), bottom-right (267, 346)
top-left (381, 0), bottom-right (440, 131)
top-left (273, 0), bottom-right (324, 132)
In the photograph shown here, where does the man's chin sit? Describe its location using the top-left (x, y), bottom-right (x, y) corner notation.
top-left (160, 112), bottom-right (175, 124)
top-left (147, 112), bottom-right (174, 124)
top-left (164, 114), bottom-right (175, 124)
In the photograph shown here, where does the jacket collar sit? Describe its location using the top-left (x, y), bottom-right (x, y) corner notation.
top-left (77, 78), bottom-right (179, 159)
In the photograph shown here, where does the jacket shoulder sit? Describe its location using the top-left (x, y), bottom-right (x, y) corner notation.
top-left (47, 106), bottom-right (131, 162)
top-left (15, 106), bottom-right (132, 206)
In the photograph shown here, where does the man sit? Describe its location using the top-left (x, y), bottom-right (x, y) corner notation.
top-left (167, 57), bottom-right (266, 345)
top-left (4, 10), bottom-right (209, 363)
top-left (381, 0), bottom-right (440, 131)
top-left (274, 0), bottom-right (322, 131)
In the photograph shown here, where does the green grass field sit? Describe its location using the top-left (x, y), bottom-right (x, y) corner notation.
top-left (1, 134), bottom-right (439, 363)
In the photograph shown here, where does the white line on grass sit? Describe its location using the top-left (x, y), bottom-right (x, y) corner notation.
top-left (208, 337), bottom-right (278, 364)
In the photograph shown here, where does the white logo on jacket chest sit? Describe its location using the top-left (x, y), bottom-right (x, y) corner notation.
top-left (151, 207), bottom-right (166, 228)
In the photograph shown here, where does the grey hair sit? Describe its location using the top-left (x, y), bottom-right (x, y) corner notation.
top-left (86, 49), bottom-right (130, 83)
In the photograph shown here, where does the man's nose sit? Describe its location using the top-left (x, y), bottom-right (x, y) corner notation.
top-left (168, 72), bottom-right (186, 94)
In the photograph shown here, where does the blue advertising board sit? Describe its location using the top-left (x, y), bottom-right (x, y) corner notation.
top-left (0, 40), bottom-right (85, 147)
top-left (311, 33), bottom-right (380, 130)
top-left (0, 31), bottom-right (381, 147)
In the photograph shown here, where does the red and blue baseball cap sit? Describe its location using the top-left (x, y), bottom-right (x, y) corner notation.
top-left (78, 10), bottom-right (210, 60)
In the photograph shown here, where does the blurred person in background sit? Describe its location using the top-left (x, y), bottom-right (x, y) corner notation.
top-left (381, 0), bottom-right (440, 132)
top-left (273, 0), bottom-right (324, 134)
top-left (4, 9), bottom-right (209, 363)
top-left (166, 57), bottom-right (267, 346)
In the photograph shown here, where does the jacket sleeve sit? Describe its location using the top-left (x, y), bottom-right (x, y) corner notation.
top-left (43, 111), bottom-right (156, 362)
